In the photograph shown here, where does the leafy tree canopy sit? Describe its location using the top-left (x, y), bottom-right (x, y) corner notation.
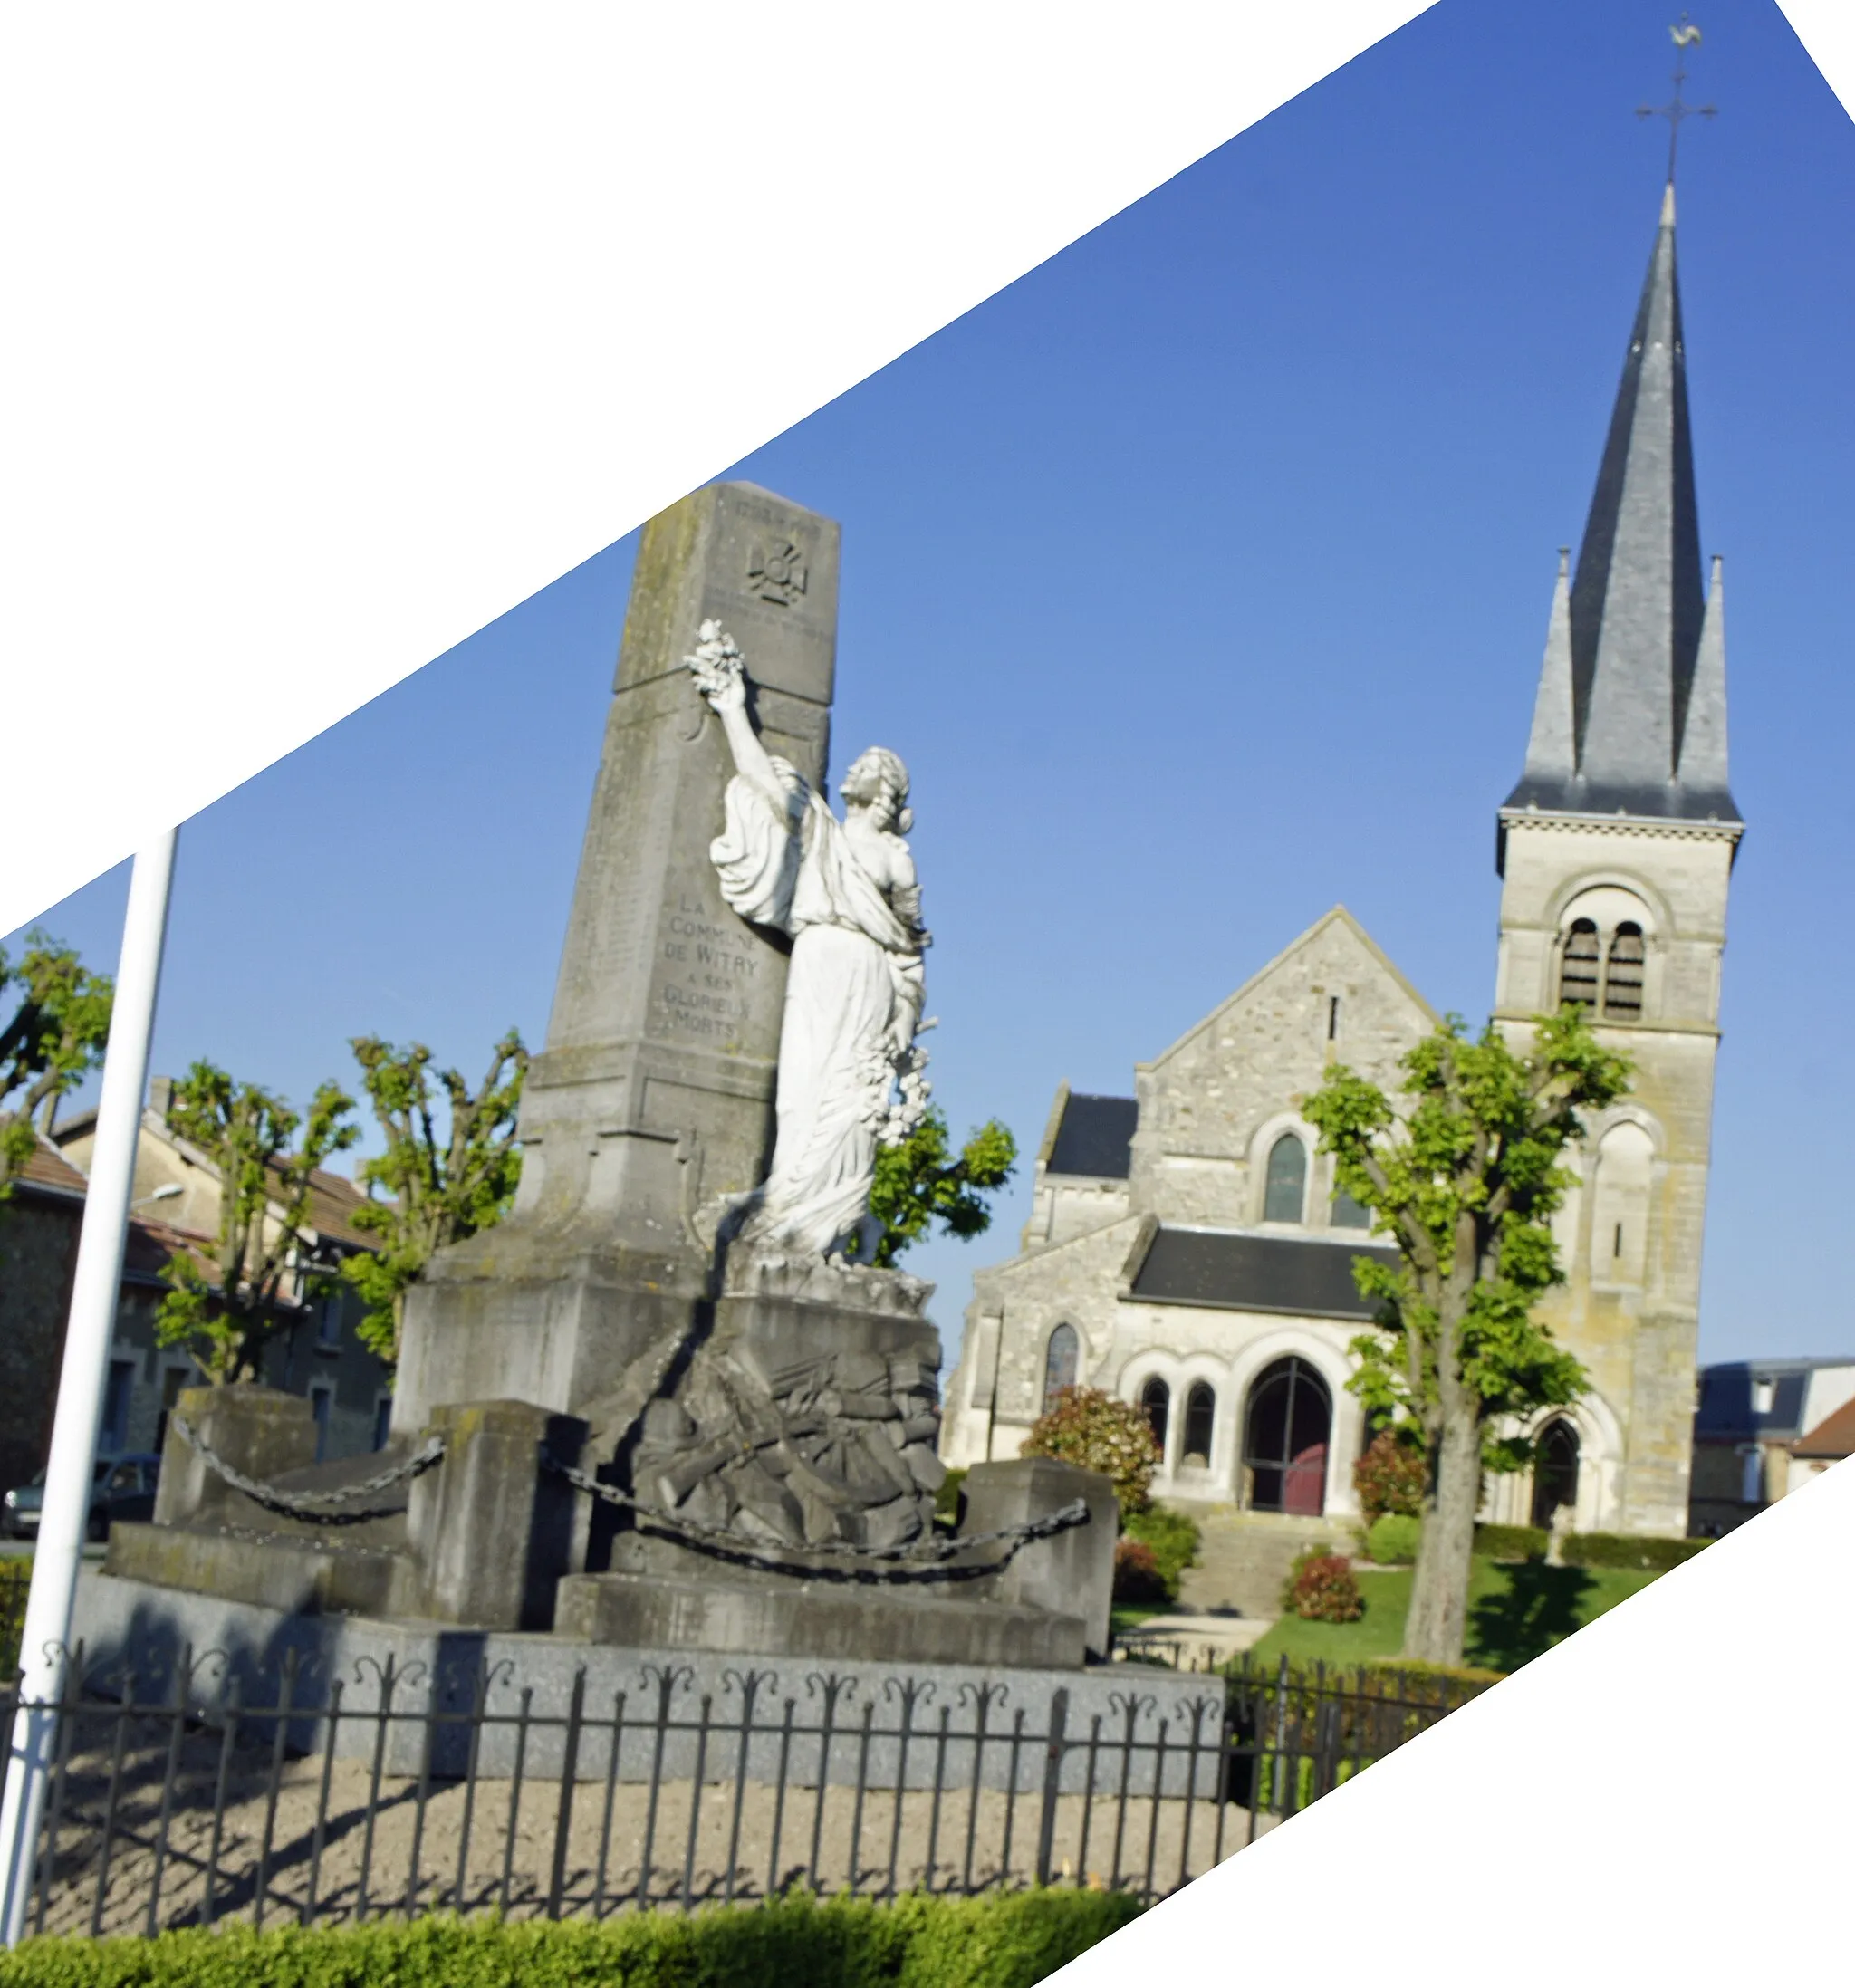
top-left (154, 1061), bottom-right (357, 1385)
top-left (1303, 1008), bottom-right (1632, 1663)
top-left (863, 1108), bottom-right (1015, 1269)
top-left (341, 1031), bottom-right (528, 1365)
top-left (0, 932), bottom-right (113, 1192)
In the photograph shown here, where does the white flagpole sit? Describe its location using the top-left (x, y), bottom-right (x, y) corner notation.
top-left (0, 829), bottom-right (178, 1945)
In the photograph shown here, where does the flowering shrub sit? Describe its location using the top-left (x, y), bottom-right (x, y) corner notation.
top-left (1286, 1552), bottom-right (1364, 1624)
top-left (1353, 1430), bottom-right (1427, 1523)
top-left (1023, 1386), bottom-right (1159, 1515)
top-left (1112, 1537), bottom-right (1168, 1605)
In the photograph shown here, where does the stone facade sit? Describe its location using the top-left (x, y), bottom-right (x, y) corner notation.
top-left (942, 886), bottom-right (1727, 1540)
top-left (941, 908), bottom-right (1432, 1523)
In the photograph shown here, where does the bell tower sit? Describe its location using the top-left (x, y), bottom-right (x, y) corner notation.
top-left (1493, 180), bottom-right (1741, 1538)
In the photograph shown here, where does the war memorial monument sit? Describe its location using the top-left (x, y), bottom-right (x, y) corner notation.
top-left (70, 482), bottom-right (1128, 1754)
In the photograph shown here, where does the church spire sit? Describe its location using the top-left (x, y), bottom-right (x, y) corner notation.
top-left (1504, 179), bottom-right (1738, 825)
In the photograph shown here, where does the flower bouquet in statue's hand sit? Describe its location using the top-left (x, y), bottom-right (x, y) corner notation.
top-left (684, 620), bottom-right (745, 708)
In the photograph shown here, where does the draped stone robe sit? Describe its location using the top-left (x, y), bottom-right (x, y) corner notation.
top-left (711, 761), bottom-right (925, 1256)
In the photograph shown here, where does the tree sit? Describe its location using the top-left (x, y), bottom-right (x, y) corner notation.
top-left (0, 932), bottom-right (113, 1193)
top-left (154, 1061), bottom-right (358, 1384)
top-left (1302, 1009), bottom-right (1632, 1666)
top-left (1023, 1385), bottom-right (1159, 1515)
top-left (863, 1107), bottom-right (1016, 1268)
top-left (341, 1031), bottom-right (528, 1365)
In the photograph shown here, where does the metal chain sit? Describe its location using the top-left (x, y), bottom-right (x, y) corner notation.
top-left (542, 1448), bottom-right (1089, 1570)
top-left (170, 1416), bottom-right (446, 1524)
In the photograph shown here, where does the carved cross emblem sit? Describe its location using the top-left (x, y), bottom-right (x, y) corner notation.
top-left (747, 539), bottom-right (808, 607)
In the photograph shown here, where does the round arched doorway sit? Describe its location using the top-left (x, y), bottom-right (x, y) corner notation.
top-left (1242, 1358), bottom-right (1331, 1515)
top-left (1530, 1417), bottom-right (1581, 1530)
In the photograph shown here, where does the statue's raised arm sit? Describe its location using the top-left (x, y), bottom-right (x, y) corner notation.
top-left (684, 624), bottom-right (930, 1261)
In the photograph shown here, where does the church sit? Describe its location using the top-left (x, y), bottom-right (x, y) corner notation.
top-left (941, 180), bottom-right (1740, 1543)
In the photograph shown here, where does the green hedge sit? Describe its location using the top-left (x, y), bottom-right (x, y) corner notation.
top-left (1364, 1513), bottom-right (1420, 1564)
top-left (0, 1889), bottom-right (1144, 1988)
top-left (0, 1561), bottom-right (28, 1677)
top-left (1120, 1504), bottom-right (1201, 1600)
top-left (1472, 1524), bottom-right (1548, 1564)
top-left (1562, 1532), bottom-right (1709, 1572)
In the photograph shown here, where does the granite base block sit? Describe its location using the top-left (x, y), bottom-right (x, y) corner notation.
top-left (553, 1570), bottom-right (1083, 1668)
top-left (70, 1570), bottom-right (1220, 1795)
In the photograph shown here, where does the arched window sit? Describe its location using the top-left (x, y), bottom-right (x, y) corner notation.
top-left (1560, 919), bottom-right (1600, 1010)
top-left (1604, 923), bottom-right (1645, 1020)
top-left (1264, 1134), bottom-right (1307, 1224)
top-left (1242, 1357), bottom-right (1331, 1515)
top-left (1139, 1376), bottom-right (1170, 1455)
top-left (1530, 1418), bottom-right (1581, 1530)
top-left (1181, 1382), bottom-right (1216, 1468)
top-left (1331, 1187), bottom-right (1371, 1230)
top-left (1043, 1324), bottom-right (1079, 1411)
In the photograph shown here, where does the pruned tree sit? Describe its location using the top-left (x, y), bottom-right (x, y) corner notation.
top-left (154, 1061), bottom-right (358, 1384)
top-left (1303, 1009), bottom-right (1632, 1665)
top-left (341, 1031), bottom-right (528, 1365)
top-left (0, 931), bottom-right (113, 1193)
top-left (863, 1107), bottom-right (1015, 1269)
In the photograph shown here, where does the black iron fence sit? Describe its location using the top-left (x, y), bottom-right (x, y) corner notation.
top-left (1, 1649), bottom-right (1479, 1940)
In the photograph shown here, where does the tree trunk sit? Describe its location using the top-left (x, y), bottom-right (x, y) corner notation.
top-left (1402, 1403), bottom-right (1481, 1665)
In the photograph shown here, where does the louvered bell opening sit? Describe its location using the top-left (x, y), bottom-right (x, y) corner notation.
top-left (1560, 918), bottom-right (1600, 1010)
top-left (1604, 923), bottom-right (1646, 1020)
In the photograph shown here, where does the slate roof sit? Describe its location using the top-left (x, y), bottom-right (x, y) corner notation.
top-left (1128, 1226), bottom-right (1398, 1321)
top-left (1045, 1095), bottom-right (1138, 1180)
top-left (1504, 182), bottom-right (1738, 828)
top-left (1694, 1358), bottom-right (1855, 1443)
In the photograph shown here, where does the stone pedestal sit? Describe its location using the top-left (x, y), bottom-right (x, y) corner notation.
top-left (405, 1400), bottom-right (586, 1631)
top-left (961, 1459), bottom-right (1120, 1664)
top-left (151, 1385), bottom-right (316, 1531)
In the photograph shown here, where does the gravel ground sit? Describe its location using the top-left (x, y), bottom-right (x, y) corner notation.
top-left (27, 1728), bottom-right (1281, 1938)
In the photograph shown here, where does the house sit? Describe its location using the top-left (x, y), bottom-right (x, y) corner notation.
top-left (1689, 1356), bottom-right (1855, 1534)
top-left (30, 1079), bottom-right (396, 1470)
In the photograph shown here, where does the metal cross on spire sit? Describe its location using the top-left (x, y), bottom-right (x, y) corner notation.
top-left (1637, 15), bottom-right (1716, 183)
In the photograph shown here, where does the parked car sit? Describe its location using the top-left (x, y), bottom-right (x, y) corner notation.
top-left (2, 1455), bottom-right (162, 1542)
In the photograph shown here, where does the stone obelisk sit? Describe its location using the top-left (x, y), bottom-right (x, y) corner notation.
top-left (391, 482), bottom-right (841, 1436)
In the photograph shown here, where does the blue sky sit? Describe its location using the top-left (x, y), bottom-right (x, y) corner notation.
top-left (14, 0), bottom-right (1853, 1368)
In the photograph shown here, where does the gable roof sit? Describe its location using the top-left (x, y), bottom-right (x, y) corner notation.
top-left (7, 1138), bottom-right (90, 1200)
top-left (1142, 906), bottom-right (1438, 1071)
top-left (1793, 1396), bottom-right (1855, 1463)
top-left (1127, 1224), bottom-right (1398, 1321)
top-left (1045, 1094), bottom-right (1139, 1180)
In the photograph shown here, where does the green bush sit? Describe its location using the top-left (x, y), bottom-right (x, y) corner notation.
top-left (0, 1891), bottom-right (1144, 1988)
top-left (1120, 1503), bottom-right (1200, 1600)
top-left (1562, 1532), bottom-right (1709, 1572)
top-left (935, 1467), bottom-right (967, 1525)
top-left (1364, 1513), bottom-right (1420, 1564)
top-left (1473, 1523), bottom-right (1548, 1563)
top-left (1023, 1388), bottom-right (1159, 1515)
top-left (1284, 1551), bottom-right (1362, 1624)
top-left (1352, 1429), bottom-right (1426, 1523)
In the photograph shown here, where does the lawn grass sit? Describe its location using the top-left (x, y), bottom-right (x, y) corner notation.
top-left (1249, 1556), bottom-right (1660, 1673)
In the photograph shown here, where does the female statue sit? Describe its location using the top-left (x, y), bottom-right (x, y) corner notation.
top-left (686, 623), bottom-right (929, 1260)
